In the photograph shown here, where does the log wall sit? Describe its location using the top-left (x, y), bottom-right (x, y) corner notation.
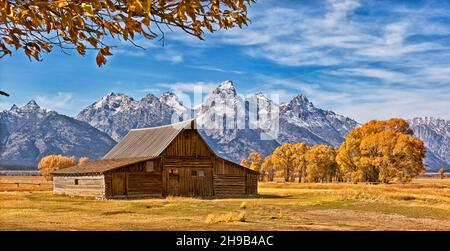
top-left (213, 157), bottom-right (259, 197)
top-left (104, 160), bottom-right (163, 198)
top-left (53, 175), bottom-right (105, 198)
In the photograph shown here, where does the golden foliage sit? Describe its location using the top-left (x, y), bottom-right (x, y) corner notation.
top-left (241, 151), bottom-right (263, 180)
top-left (38, 154), bottom-right (77, 181)
top-left (292, 142), bottom-right (309, 183)
top-left (304, 145), bottom-right (337, 183)
top-left (261, 155), bottom-right (276, 182)
top-left (272, 144), bottom-right (295, 182)
top-left (336, 118), bottom-right (425, 183)
top-left (240, 159), bottom-right (250, 168)
top-left (79, 156), bottom-right (90, 165)
top-left (0, 0), bottom-right (254, 66)
top-left (263, 118), bottom-right (425, 184)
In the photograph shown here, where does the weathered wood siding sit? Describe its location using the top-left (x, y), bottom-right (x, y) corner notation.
top-left (162, 129), bottom-right (212, 157)
top-left (213, 157), bottom-right (258, 197)
top-left (246, 173), bottom-right (258, 195)
top-left (53, 175), bottom-right (105, 197)
top-left (104, 160), bottom-right (163, 198)
top-left (163, 157), bottom-right (214, 197)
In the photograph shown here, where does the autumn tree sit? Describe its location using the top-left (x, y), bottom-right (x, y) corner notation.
top-left (240, 159), bottom-right (250, 168)
top-left (79, 156), bottom-right (90, 165)
top-left (337, 118), bottom-right (425, 183)
top-left (38, 154), bottom-right (77, 181)
top-left (261, 155), bottom-right (275, 182)
top-left (292, 142), bottom-right (309, 183)
top-left (241, 151), bottom-right (263, 180)
top-left (305, 145), bottom-right (337, 183)
top-left (0, 0), bottom-right (254, 66)
top-left (272, 144), bottom-right (295, 182)
top-left (439, 168), bottom-right (446, 179)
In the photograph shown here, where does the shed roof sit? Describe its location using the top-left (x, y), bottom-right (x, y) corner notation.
top-left (102, 119), bottom-right (195, 159)
top-left (51, 157), bottom-right (152, 175)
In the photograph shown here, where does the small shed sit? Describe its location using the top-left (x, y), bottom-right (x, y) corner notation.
top-left (52, 119), bottom-right (258, 199)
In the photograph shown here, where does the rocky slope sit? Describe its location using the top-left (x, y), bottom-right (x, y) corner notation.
top-left (0, 101), bottom-right (116, 168)
top-left (76, 92), bottom-right (187, 141)
top-left (409, 117), bottom-right (450, 170)
top-left (195, 80), bottom-right (359, 162)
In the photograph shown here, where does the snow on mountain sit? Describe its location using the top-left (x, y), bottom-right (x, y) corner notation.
top-left (4, 80), bottom-right (447, 171)
top-left (0, 101), bottom-right (116, 168)
top-left (409, 117), bottom-right (450, 171)
top-left (194, 80), bottom-right (359, 163)
top-left (75, 80), bottom-right (359, 164)
top-left (76, 92), bottom-right (187, 141)
top-left (279, 94), bottom-right (359, 146)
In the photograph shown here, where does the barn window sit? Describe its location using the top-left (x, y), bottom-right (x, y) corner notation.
top-left (146, 161), bottom-right (154, 172)
top-left (74, 179), bottom-right (79, 185)
top-left (191, 170), bottom-right (205, 177)
top-left (169, 169), bottom-right (179, 175)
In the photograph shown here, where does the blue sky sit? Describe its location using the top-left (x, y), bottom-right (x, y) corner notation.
top-left (1, 0), bottom-right (450, 122)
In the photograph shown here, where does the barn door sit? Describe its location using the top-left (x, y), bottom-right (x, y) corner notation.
top-left (112, 173), bottom-right (127, 196)
top-left (167, 168), bottom-right (180, 196)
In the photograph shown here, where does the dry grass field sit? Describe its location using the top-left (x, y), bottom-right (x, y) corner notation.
top-left (1, 176), bottom-right (450, 230)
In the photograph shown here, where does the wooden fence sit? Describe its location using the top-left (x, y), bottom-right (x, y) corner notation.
top-left (0, 170), bottom-right (41, 176)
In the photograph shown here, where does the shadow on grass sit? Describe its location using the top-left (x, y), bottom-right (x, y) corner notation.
top-left (257, 194), bottom-right (293, 199)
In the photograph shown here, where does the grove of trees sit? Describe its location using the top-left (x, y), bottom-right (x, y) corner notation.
top-left (250, 118), bottom-right (427, 184)
top-left (38, 155), bottom-right (89, 180)
top-left (38, 155), bottom-right (77, 181)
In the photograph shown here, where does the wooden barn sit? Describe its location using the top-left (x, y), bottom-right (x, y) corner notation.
top-left (52, 119), bottom-right (258, 199)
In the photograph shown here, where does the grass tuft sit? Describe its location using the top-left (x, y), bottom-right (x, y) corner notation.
top-left (205, 211), bottom-right (247, 223)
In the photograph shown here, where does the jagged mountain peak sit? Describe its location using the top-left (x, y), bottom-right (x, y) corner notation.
top-left (254, 92), bottom-right (270, 101)
top-left (290, 94), bottom-right (313, 107)
top-left (22, 100), bottom-right (41, 111)
top-left (0, 104), bottom-right (116, 167)
top-left (9, 104), bottom-right (19, 112)
top-left (213, 80), bottom-right (236, 96)
top-left (160, 91), bottom-right (180, 103)
top-left (159, 91), bottom-right (187, 115)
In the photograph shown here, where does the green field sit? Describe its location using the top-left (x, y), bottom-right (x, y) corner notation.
top-left (1, 176), bottom-right (450, 230)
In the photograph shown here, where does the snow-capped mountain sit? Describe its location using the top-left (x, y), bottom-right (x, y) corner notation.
top-left (0, 101), bottom-right (116, 168)
top-left (75, 80), bottom-right (358, 164)
top-left (3, 80), bottom-right (447, 171)
top-left (195, 80), bottom-right (358, 162)
top-left (409, 117), bottom-right (450, 171)
top-left (76, 92), bottom-right (187, 141)
top-left (279, 94), bottom-right (358, 146)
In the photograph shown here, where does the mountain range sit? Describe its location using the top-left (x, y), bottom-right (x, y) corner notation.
top-left (0, 101), bottom-right (116, 168)
top-left (0, 80), bottom-right (448, 171)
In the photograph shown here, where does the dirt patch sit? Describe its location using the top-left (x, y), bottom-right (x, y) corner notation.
top-left (101, 210), bottom-right (133, 216)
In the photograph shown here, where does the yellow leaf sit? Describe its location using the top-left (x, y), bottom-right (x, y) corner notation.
top-left (81, 3), bottom-right (94, 16)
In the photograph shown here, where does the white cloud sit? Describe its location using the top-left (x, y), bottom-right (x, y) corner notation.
top-left (155, 50), bottom-right (184, 63)
top-left (35, 92), bottom-right (75, 114)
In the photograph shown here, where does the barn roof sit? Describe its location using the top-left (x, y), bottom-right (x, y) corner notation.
top-left (51, 157), bottom-right (152, 175)
top-left (103, 119), bottom-right (195, 159)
